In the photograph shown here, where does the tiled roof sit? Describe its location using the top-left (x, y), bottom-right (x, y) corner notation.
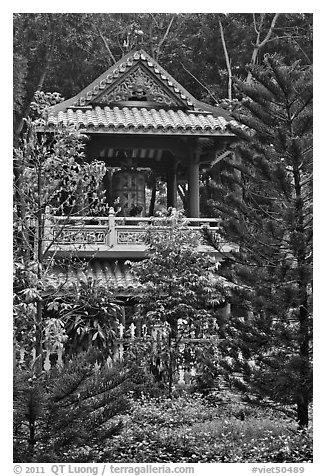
top-left (46, 259), bottom-right (143, 295)
top-left (47, 106), bottom-right (237, 136)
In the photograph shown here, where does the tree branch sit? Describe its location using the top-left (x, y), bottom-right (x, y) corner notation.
top-left (96, 26), bottom-right (116, 64)
top-left (155, 14), bottom-right (175, 61)
top-left (247, 13), bottom-right (280, 83)
top-left (259, 13), bottom-right (281, 49)
top-left (180, 63), bottom-right (219, 104)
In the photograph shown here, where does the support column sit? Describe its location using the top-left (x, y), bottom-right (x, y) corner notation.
top-left (167, 160), bottom-right (178, 209)
top-left (188, 151), bottom-right (200, 218)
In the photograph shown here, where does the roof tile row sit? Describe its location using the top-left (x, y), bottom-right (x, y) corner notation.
top-left (48, 106), bottom-right (236, 134)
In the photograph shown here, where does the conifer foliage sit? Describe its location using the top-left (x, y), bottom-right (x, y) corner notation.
top-left (205, 56), bottom-right (312, 427)
top-left (13, 351), bottom-right (144, 462)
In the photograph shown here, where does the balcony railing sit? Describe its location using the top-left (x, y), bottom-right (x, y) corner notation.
top-left (44, 208), bottom-right (237, 259)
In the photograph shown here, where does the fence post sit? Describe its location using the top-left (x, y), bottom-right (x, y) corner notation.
top-left (129, 323), bottom-right (136, 339)
top-left (44, 349), bottom-right (51, 371)
top-left (118, 323), bottom-right (124, 339)
top-left (107, 207), bottom-right (116, 247)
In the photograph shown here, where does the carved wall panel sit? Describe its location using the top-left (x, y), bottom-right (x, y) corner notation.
top-left (116, 231), bottom-right (146, 244)
top-left (56, 229), bottom-right (106, 244)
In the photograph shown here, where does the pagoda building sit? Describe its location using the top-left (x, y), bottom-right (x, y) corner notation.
top-left (40, 49), bottom-right (239, 357)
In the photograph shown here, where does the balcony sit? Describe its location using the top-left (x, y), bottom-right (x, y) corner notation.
top-left (44, 209), bottom-right (238, 260)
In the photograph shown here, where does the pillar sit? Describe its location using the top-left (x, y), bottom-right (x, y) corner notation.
top-left (167, 161), bottom-right (178, 209)
top-left (107, 207), bottom-right (116, 247)
top-left (188, 152), bottom-right (200, 218)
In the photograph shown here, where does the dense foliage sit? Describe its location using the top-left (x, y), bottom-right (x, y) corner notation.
top-left (27, 392), bottom-right (312, 463)
top-left (131, 212), bottom-right (228, 395)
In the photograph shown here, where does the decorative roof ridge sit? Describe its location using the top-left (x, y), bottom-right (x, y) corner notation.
top-left (49, 48), bottom-right (221, 115)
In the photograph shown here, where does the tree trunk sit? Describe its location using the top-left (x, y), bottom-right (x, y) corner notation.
top-left (34, 161), bottom-right (44, 375)
top-left (297, 300), bottom-right (310, 429)
top-left (297, 292), bottom-right (311, 428)
top-left (167, 331), bottom-right (175, 398)
top-left (297, 397), bottom-right (309, 428)
top-left (218, 16), bottom-right (232, 101)
top-left (289, 109), bottom-right (312, 428)
top-left (34, 300), bottom-right (44, 376)
top-left (155, 15), bottom-right (175, 62)
top-left (168, 346), bottom-right (174, 398)
top-left (27, 417), bottom-right (36, 461)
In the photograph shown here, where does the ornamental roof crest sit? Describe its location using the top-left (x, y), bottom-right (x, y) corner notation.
top-left (51, 49), bottom-right (199, 113)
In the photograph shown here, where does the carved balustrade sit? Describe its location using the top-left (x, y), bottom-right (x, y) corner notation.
top-left (15, 319), bottom-right (219, 385)
top-left (44, 209), bottom-right (236, 258)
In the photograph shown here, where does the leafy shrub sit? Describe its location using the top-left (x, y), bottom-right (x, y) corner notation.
top-left (96, 394), bottom-right (312, 463)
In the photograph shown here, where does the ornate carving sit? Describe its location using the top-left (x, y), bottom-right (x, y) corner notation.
top-left (117, 231), bottom-right (146, 244)
top-left (56, 229), bottom-right (106, 244)
top-left (93, 67), bottom-right (178, 106)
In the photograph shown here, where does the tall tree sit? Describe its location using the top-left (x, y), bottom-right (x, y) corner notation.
top-left (131, 211), bottom-right (228, 396)
top-left (205, 55), bottom-right (313, 427)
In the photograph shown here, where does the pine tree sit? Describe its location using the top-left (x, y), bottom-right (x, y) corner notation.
top-left (13, 350), bottom-right (145, 462)
top-left (205, 55), bottom-right (312, 427)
